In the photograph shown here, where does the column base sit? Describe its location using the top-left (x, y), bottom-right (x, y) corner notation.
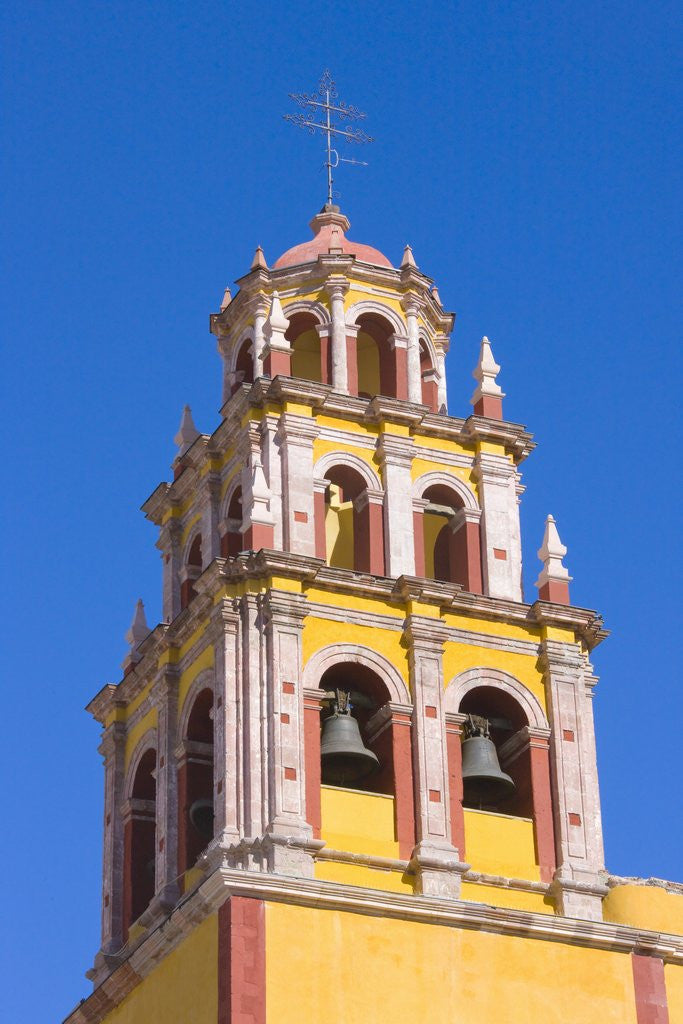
top-left (550, 870), bottom-right (608, 921)
top-left (263, 824), bottom-right (325, 878)
top-left (408, 840), bottom-right (469, 898)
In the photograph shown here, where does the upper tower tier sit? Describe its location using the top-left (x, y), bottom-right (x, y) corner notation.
top-left (210, 205), bottom-right (454, 411)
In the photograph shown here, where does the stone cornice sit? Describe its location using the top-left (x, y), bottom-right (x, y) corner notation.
top-left (66, 863), bottom-right (683, 1023)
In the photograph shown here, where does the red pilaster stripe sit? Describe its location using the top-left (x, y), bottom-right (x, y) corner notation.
top-left (632, 954), bottom-right (669, 1024)
top-left (218, 896), bottom-right (266, 1024)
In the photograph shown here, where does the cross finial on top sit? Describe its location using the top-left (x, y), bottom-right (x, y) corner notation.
top-left (284, 70), bottom-right (374, 207)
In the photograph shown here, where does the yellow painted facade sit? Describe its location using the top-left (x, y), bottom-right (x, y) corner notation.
top-left (265, 904), bottom-right (640, 1024)
top-left (104, 915), bottom-right (217, 1024)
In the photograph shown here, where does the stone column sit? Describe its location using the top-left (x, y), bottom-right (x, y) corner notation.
top-left (405, 616), bottom-right (467, 895)
top-left (203, 600), bottom-right (242, 869)
top-left (473, 450), bottom-right (523, 601)
top-left (325, 276), bottom-right (349, 393)
top-left (239, 423), bottom-right (275, 550)
top-left (402, 296), bottom-right (422, 404)
top-left (378, 434), bottom-right (415, 577)
top-left (199, 473), bottom-right (221, 563)
top-left (277, 413), bottom-right (318, 557)
top-left (239, 594), bottom-right (267, 849)
top-left (160, 519), bottom-right (182, 622)
top-left (435, 336), bottom-right (449, 413)
top-left (150, 667), bottom-right (180, 913)
top-left (98, 721), bottom-right (126, 964)
top-left (541, 640), bottom-right (607, 919)
top-left (262, 590), bottom-right (323, 875)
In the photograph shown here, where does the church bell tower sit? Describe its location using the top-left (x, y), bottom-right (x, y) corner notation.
top-left (70, 198), bottom-right (683, 1024)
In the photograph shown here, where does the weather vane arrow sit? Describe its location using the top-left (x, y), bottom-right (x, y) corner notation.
top-left (283, 69), bottom-right (374, 207)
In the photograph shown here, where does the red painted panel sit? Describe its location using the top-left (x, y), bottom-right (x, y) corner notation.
top-left (303, 701), bottom-right (322, 838)
top-left (346, 335), bottom-right (358, 396)
top-left (391, 715), bottom-right (416, 860)
top-left (529, 740), bottom-right (556, 883)
top-left (218, 897), bottom-right (266, 1024)
top-left (446, 724), bottom-right (466, 859)
top-left (632, 954), bottom-right (669, 1024)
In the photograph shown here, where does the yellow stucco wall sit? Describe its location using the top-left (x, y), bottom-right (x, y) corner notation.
top-left (665, 964), bottom-right (683, 1021)
top-left (320, 785), bottom-right (399, 859)
top-left (603, 884), bottom-right (683, 934)
top-left (104, 914), bottom-right (217, 1024)
top-left (265, 903), bottom-right (639, 1024)
top-left (464, 808), bottom-right (540, 881)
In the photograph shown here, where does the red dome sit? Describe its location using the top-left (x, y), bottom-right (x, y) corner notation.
top-left (273, 208), bottom-right (392, 270)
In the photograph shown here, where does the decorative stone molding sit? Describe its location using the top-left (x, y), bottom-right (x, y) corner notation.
top-left (443, 666), bottom-right (549, 729)
top-left (302, 642), bottom-right (411, 706)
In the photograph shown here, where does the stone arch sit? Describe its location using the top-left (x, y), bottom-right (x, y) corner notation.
top-left (227, 327), bottom-right (255, 373)
top-left (220, 473), bottom-right (243, 522)
top-left (178, 668), bottom-right (215, 738)
top-left (314, 450), bottom-right (382, 493)
top-left (281, 298), bottom-right (330, 325)
top-left (346, 299), bottom-right (406, 337)
top-left (303, 643), bottom-right (411, 706)
top-left (124, 728), bottom-right (158, 801)
top-left (412, 470), bottom-right (479, 511)
top-left (444, 667), bottom-right (548, 730)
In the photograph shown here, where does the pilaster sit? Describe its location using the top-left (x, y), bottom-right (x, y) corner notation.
top-left (97, 721), bottom-right (126, 967)
top-left (150, 667), bottom-right (180, 910)
top-left (473, 449), bottom-right (523, 601)
top-left (404, 615), bottom-right (467, 896)
top-left (159, 519), bottom-right (182, 622)
top-left (378, 433), bottom-right (415, 577)
top-left (401, 295), bottom-right (422, 404)
top-left (276, 413), bottom-right (318, 556)
top-left (541, 639), bottom-right (607, 920)
top-left (261, 589), bottom-right (323, 875)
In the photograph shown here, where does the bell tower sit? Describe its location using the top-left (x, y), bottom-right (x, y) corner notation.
top-left (70, 203), bottom-right (683, 1024)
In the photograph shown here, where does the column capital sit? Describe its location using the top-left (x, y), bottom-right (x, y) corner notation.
top-left (377, 433), bottom-right (415, 467)
top-left (323, 274), bottom-right (350, 300)
top-left (403, 613), bottom-right (451, 651)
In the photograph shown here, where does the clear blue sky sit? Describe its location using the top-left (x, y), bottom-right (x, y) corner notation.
top-left (1, 1), bottom-right (681, 1019)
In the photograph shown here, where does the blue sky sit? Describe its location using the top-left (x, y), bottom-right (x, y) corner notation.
top-left (1, 1), bottom-right (681, 1018)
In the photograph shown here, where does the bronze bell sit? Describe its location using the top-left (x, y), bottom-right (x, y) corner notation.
top-left (461, 716), bottom-right (515, 806)
top-left (320, 705), bottom-right (379, 786)
top-left (189, 797), bottom-right (214, 839)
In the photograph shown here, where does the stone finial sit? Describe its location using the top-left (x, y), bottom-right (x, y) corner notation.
top-left (220, 287), bottom-right (232, 312)
top-left (174, 404), bottom-right (200, 457)
top-left (401, 244), bottom-right (417, 269)
top-left (470, 336), bottom-right (505, 419)
top-left (431, 285), bottom-right (442, 306)
top-left (122, 599), bottom-right (149, 674)
top-left (535, 515), bottom-right (572, 604)
top-left (251, 245), bottom-right (268, 270)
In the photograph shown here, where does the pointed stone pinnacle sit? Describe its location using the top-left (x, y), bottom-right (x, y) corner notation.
top-left (267, 291), bottom-right (290, 333)
top-left (535, 514), bottom-right (572, 601)
top-left (220, 287), bottom-right (232, 312)
top-left (401, 244), bottom-right (417, 269)
top-left (431, 285), bottom-right (442, 306)
top-left (251, 245), bottom-right (268, 270)
top-left (125, 598), bottom-right (149, 651)
top-left (471, 336), bottom-right (504, 414)
top-left (174, 404), bottom-right (200, 456)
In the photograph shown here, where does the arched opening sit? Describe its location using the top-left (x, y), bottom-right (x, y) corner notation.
top-left (445, 681), bottom-right (556, 881)
top-left (123, 747), bottom-right (156, 937)
top-left (177, 688), bottom-right (214, 879)
top-left (356, 313), bottom-right (402, 400)
top-left (319, 663), bottom-right (393, 794)
top-left (233, 340), bottom-right (254, 395)
top-left (220, 486), bottom-right (243, 558)
top-left (287, 312), bottom-right (324, 383)
top-left (305, 661), bottom-right (415, 859)
top-left (419, 340), bottom-right (439, 412)
top-left (180, 534), bottom-right (202, 609)
top-left (420, 484), bottom-right (482, 593)
top-left (321, 464), bottom-right (384, 575)
top-left (458, 686), bottom-right (531, 816)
